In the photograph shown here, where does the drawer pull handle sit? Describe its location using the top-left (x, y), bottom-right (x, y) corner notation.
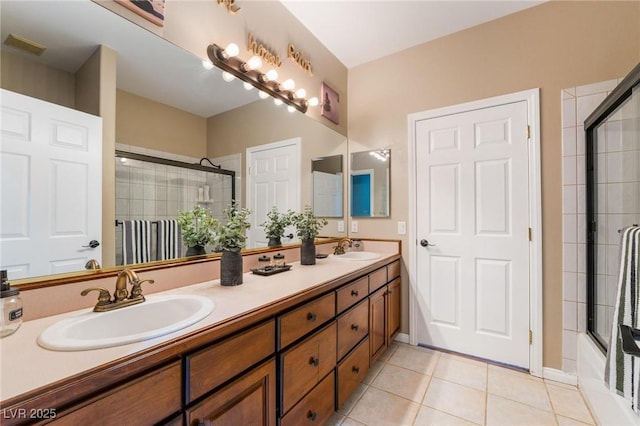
top-left (307, 312), bottom-right (317, 321)
top-left (351, 324), bottom-right (359, 331)
top-left (309, 356), bottom-right (319, 366)
top-left (351, 289), bottom-right (359, 297)
top-left (307, 410), bottom-right (317, 421)
top-left (352, 365), bottom-right (360, 374)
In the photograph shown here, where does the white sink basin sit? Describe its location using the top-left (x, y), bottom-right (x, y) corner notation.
top-left (333, 251), bottom-right (381, 261)
top-left (38, 294), bottom-right (214, 351)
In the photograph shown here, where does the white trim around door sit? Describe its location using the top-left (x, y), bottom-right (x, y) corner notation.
top-left (407, 88), bottom-right (543, 377)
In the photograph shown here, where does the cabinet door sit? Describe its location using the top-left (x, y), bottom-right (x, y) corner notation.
top-left (281, 322), bottom-right (337, 414)
top-left (186, 359), bottom-right (276, 426)
top-left (369, 286), bottom-right (387, 363)
top-left (386, 278), bottom-right (401, 342)
top-left (51, 361), bottom-right (181, 425)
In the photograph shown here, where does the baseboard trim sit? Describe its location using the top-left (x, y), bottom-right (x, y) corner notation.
top-left (543, 367), bottom-right (578, 386)
top-left (394, 333), bottom-right (409, 344)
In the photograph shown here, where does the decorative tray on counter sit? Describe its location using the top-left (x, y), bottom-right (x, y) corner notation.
top-left (250, 264), bottom-right (292, 276)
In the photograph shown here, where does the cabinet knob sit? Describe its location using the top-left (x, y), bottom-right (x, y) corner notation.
top-left (352, 365), bottom-right (360, 374)
top-left (351, 324), bottom-right (359, 331)
top-left (308, 356), bottom-right (319, 366)
top-left (351, 289), bottom-right (359, 297)
top-left (307, 410), bottom-right (317, 421)
top-left (307, 312), bottom-right (317, 322)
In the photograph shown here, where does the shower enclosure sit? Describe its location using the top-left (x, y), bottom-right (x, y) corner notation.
top-left (585, 63), bottom-right (640, 352)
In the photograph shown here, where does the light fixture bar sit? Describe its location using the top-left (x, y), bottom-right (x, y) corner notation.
top-left (207, 43), bottom-right (308, 113)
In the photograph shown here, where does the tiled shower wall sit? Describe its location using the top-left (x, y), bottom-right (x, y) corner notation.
top-left (561, 78), bottom-right (628, 373)
top-left (114, 143), bottom-right (235, 265)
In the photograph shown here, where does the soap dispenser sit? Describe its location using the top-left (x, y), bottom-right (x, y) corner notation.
top-left (1, 270), bottom-right (23, 337)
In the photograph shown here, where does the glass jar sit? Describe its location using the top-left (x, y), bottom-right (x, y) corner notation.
top-left (1, 270), bottom-right (23, 338)
top-left (273, 253), bottom-right (285, 267)
top-left (258, 255), bottom-right (271, 269)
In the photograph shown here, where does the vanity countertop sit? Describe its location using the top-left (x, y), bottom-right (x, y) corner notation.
top-left (0, 253), bottom-right (398, 402)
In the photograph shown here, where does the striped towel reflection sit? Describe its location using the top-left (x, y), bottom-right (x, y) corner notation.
top-left (605, 225), bottom-right (640, 413)
top-left (122, 220), bottom-right (152, 265)
top-left (157, 219), bottom-right (182, 260)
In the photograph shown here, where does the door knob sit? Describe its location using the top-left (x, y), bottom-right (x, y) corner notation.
top-left (82, 240), bottom-right (100, 249)
top-left (285, 233), bottom-right (294, 239)
top-left (420, 239), bottom-right (435, 247)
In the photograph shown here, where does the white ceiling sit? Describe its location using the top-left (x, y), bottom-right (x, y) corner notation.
top-left (1, 1), bottom-right (544, 118)
top-left (281, 0), bottom-right (544, 68)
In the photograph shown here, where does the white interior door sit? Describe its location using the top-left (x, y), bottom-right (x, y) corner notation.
top-left (415, 100), bottom-right (530, 369)
top-left (247, 139), bottom-right (300, 247)
top-left (1, 89), bottom-right (102, 279)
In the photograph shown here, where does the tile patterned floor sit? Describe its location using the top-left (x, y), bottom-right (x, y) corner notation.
top-left (329, 342), bottom-right (596, 426)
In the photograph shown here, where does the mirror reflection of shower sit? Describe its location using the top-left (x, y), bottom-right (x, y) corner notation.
top-left (350, 149), bottom-right (391, 218)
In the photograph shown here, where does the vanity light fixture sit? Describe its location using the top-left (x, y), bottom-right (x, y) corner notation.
top-left (207, 43), bottom-right (309, 113)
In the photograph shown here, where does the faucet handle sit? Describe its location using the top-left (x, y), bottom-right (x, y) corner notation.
top-left (130, 279), bottom-right (155, 298)
top-left (81, 287), bottom-right (112, 307)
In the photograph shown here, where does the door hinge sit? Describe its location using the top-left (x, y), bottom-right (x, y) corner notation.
top-left (527, 125), bottom-right (531, 140)
top-left (529, 330), bottom-right (533, 345)
top-left (528, 228), bottom-right (532, 241)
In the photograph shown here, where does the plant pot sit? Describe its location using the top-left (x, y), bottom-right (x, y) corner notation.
top-left (300, 239), bottom-right (316, 265)
top-left (220, 250), bottom-right (243, 286)
top-left (186, 245), bottom-right (206, 256)
top-left (267, 237), bottom-right (282, 247)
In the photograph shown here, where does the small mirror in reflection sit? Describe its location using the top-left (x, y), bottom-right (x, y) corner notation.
top-left (350, 149), bottom-right (390, 218)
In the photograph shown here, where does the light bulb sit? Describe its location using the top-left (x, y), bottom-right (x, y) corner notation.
top-left (287, 105), bottom-right (296, 113)
top-left (274, 98), bottom-right (283, 106)
top-left (243, 82), bottom-right (254, 91)
top-left (294, 88), bottom-right (306, 99)
top-left (264, 69), bottom-right (278, 81)
top-left (201, 60), bottom-right (214, 70)
top-left (120, 157), bottom-right (127, 163)
top-left (258, 91), bottom-right (269, 99)
top-left (243, 56), bottom-right (262, 71)
top-left (224, 43), bottom-right (239, 58)
top-left (222, 71), bottom-right (235, 82)
top-left (308, 97), bottom-right (319, 107)
top-left (280, 79), bottom-right (295, 91)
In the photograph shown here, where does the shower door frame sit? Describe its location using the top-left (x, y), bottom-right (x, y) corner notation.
top-left (585, 62), bottom-right (640, 353)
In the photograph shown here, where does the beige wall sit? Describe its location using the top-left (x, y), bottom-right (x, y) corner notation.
top-left (1, 50), bottom-right (75, 108)
top-left (348, 1), bottom-right (640, 369)
top-left (116, 89), bottom-right (207, 158)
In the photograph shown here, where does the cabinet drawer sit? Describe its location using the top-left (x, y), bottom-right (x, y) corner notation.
top-left (336, 276), bottom-right (368, 314)
top-left (280, 372), bottom-right (335, 426)
top-left (279, 292), bottom-right (335, 348)
top-left (388, 260), bottom-right (401, 281)
top-left (337, 299), bottom-right (369, 360)
top-left (281, 322), bottom-right (337, 414)
top-left (337, 337), bottom-right (370, 409)
top-left (52, 361), bottom-right (181, 425)
top-left (369, 267), bottom-right (388, 292)
top-left (187, 320), bottom-right (276, 402)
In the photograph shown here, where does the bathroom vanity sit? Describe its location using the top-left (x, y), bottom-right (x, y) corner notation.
top-left (0, 253), bottom-right (401, 425)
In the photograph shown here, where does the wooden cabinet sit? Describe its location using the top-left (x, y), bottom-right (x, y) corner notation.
top-left (336, 337), bottom-right (369, 409)
top-left (369, 275), bottom-right (402, 364)
top-left (186, 320), bottom-right (275, 403)
top-left (51, 361), bottom-right (181, 425)
top-left (279, 292), bottom-right (335, 348)
top-left (337, 299), bottom-right (369, 360)
top-left (281, 322), bottom-right (337, 414)
top-left (336, 276), bottom-right (368, 314)
top-left (280, 372), bottom-right (335, 426)
top-left (185, 359), bottom-right (276, 426)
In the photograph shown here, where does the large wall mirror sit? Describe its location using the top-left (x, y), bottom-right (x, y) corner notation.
top-left (350, 149), bottom-right (391, 217)
top-left (0, 0), bottom-right (347, 282)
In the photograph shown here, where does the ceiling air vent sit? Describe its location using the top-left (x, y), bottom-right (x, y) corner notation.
top-left (4, 33), bottom-right (46, 56)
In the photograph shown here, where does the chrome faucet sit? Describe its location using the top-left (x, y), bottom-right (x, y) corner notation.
top-left (82, 269), bottom-right (154, 312)
top-left (333, 238), bottom-right (353, 255)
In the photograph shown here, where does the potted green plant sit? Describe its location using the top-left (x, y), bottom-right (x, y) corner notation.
top-left (212, 202), bottom-right (251, 286)
top-left (261, 207), bottom-right (293, 247)
top-left (291, 206), bottom-right (328, 265)
top-left (177, 205), bottom-right (217, 256)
